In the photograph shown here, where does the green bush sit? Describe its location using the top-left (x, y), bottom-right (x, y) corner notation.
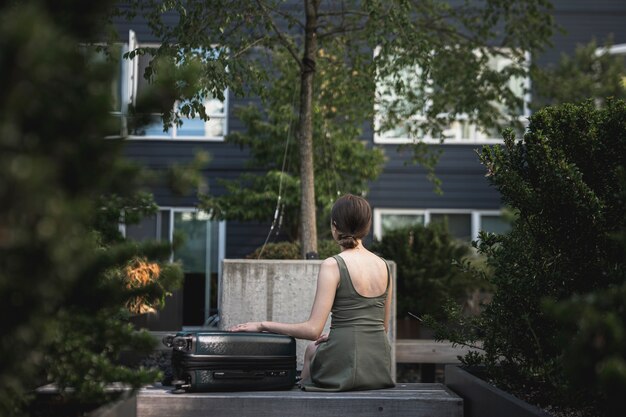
top-left (437, 100), bottom-right (626, 415)
top-left (248, 239), bottom-right (340, 260)
top-left (371, 222), bottom-right (485, 321)
top-left (543, 170), bottom-right (626, 417)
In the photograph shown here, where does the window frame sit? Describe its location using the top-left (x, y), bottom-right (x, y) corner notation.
top-left (373, 208), bottom-right (509, 241)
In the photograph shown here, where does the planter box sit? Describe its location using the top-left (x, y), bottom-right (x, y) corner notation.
top-left (444, 365), bottom-right (553, 417)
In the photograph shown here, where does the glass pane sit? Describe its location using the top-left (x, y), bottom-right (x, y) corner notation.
top-left (129, 114), bottom-right (170, 137)
top-left (430, 213), bottom-right (472, 241)
top-left (205, 97), bottom-right (225, 115)
top-left (205, 117), bottom-right (225, 137)
top-left (126, 214), bottom-right (157, 241)
top-left (159, 210), bottom-right (170, 241)
top-left (176, 117), bottom-right (224, 138)
top-left (173, 212), bottom-right (220, 274)
top-left (175, 98), bottom-right (226, 138)
top-left (177, 117), bottom-right (206, 137)
top-left (487, 53), bottom-right (525, 116)
top-left (110, 45), bottom-right (124, 112)
top-left (381, 214), bottom-right (425, 236)
top-left (83, 44), bottom-right (124, 112)
top-left (136, 53), bottom-right (153, 102)
top-left (173, 212), bottom-right (220, 326)
top-left (481, 214), bottom-right (511, 235)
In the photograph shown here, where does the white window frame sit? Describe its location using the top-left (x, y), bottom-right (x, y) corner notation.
top-left (595, 43), bottom-right (626, 56)
top-left (373, 208), bottom-right (508, 241)
top-left (123, 30), bottom-right (229, 142)
top-left (373, 49), bottom-right (531, 145)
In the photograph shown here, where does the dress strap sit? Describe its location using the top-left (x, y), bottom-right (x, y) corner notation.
top-left (332, 255), bottom-right (349, 290)
top-left (383, 258), bottom-right (391, 292)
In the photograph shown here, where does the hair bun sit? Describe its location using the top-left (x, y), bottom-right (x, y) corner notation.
top-left (338, 234), bottom-right (358, 249)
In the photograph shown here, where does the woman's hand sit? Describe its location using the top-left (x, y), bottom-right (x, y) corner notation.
top-left (314, 333), bottom-right (329, 345)
top-left (228, 322), bottom-right (264, 332)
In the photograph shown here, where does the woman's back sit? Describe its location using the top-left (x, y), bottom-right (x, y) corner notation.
top-left (336, 250), bottom-right (388, 298)
top-left (231, 194), bottom-right (394, 391)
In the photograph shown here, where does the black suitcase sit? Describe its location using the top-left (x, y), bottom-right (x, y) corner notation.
top-left (163, 331), bottom-right (297, 392)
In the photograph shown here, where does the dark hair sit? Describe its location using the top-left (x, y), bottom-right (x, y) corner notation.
top-left (331, 194), bottom-right (372, 249)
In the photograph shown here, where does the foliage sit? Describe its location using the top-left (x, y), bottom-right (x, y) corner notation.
top-left (201, 48), bottom-right (385, 239)
top-left (371, 223), bottom-right (484, 321)
top-left (434, 100), bottom-right (626, 413)
top-left (532, 38), bottom-right (626, 111)
top-left (117, 0), bottom-right (556, 254)
top-left (248, 239), bottom-right (340, 260)
top-left (0, 1), bottom-right (183, 415)
top-left (544, 283), bottom-right (626, 417)
top-left (118, 0), bottom-right (555, 144)
top-left (542, 171), bottom-right (626, 417)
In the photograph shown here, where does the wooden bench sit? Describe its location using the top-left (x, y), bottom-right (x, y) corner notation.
top-left (137, 383), bottom-right (463, 417)
top-left (395, 340), bottom-right (482, 364)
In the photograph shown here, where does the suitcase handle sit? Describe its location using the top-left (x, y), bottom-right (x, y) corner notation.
top-left (213, 371), bottom-right (265, 380)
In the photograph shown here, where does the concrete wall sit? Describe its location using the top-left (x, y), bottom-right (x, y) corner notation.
top-left (218, 259), bottom-right (397, 379)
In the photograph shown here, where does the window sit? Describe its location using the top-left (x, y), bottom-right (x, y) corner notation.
top-left (125, 208), bottom-right (226, 328)
top-left (430, 212), bottom-right (472, 241)
top-left (81, 43), bottom-right (128, 138)
top-left (105, 30), bottom-right (228, 141)
top-left (373, 208), bottom-right (511, 242)
top-left (172, 210), bottom-right (223, 327)
top-left (477, 212), bottom-right (510, 235)
top-left (374, 49), bottom-right (530, 144)
top-left (377, 209), bottom-right (426, 238)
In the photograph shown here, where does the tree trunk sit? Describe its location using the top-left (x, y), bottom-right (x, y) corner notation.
top-left (298, 0), bottom-right (319, 258)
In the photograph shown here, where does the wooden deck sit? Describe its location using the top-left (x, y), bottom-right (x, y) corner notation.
top-left (137, 383), bottom-right (462, 417)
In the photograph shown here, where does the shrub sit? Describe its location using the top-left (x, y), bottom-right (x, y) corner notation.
top-left (543, 170), bottom-right (626, 417)
top-left (436, 100), bottom-right (626, 414)
top-left (248, 239), bottom-right (340, 260)
top-left (371, 222), bottom-right (485, 321)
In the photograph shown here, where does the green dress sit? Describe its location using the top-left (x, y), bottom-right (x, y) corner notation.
top-left (300, 255), bottom-right (395, 391)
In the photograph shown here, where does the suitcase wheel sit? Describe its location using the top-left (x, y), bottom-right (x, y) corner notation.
top-left (171, 379), bottom-right (191, 394)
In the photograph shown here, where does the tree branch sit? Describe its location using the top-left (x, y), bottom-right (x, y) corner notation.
top-left (255, 0), bottom-right (303, 69)
top-left (262, 1), bottom-right (305, 29)
top-left (232, 36), bottom-right (267, 58)
top-left (317, 24), bottom-right (366, 39)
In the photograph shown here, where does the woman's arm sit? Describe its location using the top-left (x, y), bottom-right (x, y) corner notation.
top-left (229, 257), bottom-right (339, 341)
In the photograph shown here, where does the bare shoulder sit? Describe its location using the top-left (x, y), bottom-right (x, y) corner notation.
top-left (320, 256), bottom-right (339, 272)
top-left (318, 257), bottom-right (340, 281)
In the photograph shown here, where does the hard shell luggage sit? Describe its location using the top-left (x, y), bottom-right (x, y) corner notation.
top-left (162, 331), bottom-right (297, 392)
